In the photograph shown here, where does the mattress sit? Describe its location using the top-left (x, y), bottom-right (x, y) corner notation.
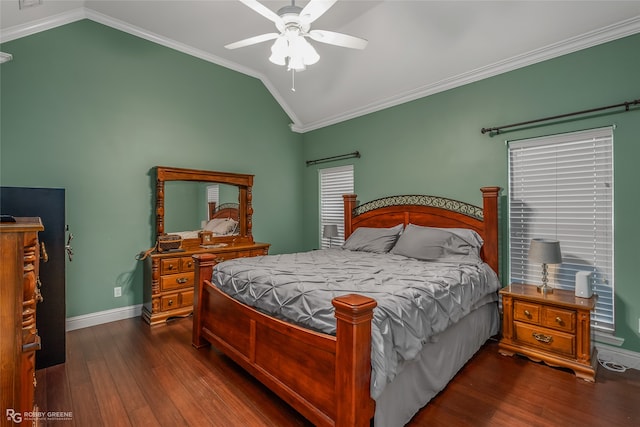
top-left (212, 248), bottom-right (500, 399)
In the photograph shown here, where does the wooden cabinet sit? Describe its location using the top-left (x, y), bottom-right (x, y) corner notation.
top-left (1, 217), bottom-right (44, 426)
top-left (143, 242), bottom-right (269, 325)
top-left (499, 283), bottom-right (597, 381)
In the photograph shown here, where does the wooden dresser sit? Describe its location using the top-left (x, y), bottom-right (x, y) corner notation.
top-left (142, 241), bottom-right (269, 325)
top-left (1, 217), bottom-right (44, 426)
top-left (499, 283), bottom-right (597, 381)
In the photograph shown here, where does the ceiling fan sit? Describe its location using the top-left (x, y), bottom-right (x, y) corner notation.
top-left (225, 0), bottom-right (368, 73)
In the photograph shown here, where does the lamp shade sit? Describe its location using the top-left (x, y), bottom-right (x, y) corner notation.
top-left (323, 224), bottom-right (339, 239)
top-left (528, 239), bottom-right (562, 264)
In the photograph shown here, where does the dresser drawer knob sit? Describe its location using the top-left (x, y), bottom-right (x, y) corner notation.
top-left (168, 299), bottom-right (174, 306)
top-left (524, 310), bottom-right (531, 317)
top-left (176, 277), bottom-right (188, 284)
top-left (168, 265), bottom-right (175, 270)
top-left (532, 332), bottom-right (553, 344)
top-left (555, 316), bottom-right (563, 324)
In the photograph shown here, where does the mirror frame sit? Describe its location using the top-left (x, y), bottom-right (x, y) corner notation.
top-left (154, 166), bottom-right (254, 247)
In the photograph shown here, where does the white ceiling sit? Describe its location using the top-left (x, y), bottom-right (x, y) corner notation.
top-left (2, 1), bottom-right (640, 132)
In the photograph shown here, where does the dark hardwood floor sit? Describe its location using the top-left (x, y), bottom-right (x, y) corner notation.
top-left (35, 316), bottom-right (640, 426)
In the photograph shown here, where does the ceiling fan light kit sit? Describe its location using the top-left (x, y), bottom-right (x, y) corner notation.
top-left (227, 0), bottom-right (367, 76)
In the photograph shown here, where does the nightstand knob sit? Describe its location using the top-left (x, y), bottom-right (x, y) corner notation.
top-left (168, 299), bottom-right (174, 306)
top-left (524, 310), bottom-right (531, 317)
top-left (555, 316), bottom-right (563, 324)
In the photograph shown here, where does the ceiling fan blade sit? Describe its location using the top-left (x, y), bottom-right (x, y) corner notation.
top-left (308, 30), bottom-right (368, 50)
top-left (300, 0), bottom-right (337, 25)
top-left (225, 33), bottom-right (280, 50)
top-left (238, 0), bottom-right (283, 25)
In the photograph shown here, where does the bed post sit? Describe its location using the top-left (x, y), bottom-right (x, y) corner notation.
top-left (480, 186), bottom-right (501, 276)
top-left (343, 194), bottom-right (357, 239)
top-left (192, 253), bottom-right (217, 349)
top-left (332, 294), bottom-right (377, 427)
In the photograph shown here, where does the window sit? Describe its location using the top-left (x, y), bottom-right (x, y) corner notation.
top-left (508, 127), bottom-right (614, 332)
top-left (319, 165), bottom-right (354, 249)
top-left (207, 184), bottom-right (219, 220)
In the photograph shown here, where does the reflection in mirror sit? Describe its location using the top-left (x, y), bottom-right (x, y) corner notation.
top-left (164, 182), bottom-right (239, 234)
top-left (153, 166), bottom-right (254, 247)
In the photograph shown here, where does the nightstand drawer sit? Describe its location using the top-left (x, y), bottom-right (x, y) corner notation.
top-left (160, 272), bottom-right (194, 291)
top-left (514, 322), bottom-right (575, 358)
top-left (513, 301), bottom-right (540, 324)
top-left (542, 306), bottom-right (575, 333)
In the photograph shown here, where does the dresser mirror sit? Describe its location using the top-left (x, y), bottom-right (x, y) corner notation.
top-left (154, 166), bottom-right (255, 248)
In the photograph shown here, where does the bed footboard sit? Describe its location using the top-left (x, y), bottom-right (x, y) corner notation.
top-left (192, 253), bottom-right (377, 427)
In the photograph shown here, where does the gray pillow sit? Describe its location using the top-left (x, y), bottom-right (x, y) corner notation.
top-left (390, 224), bottom-right (482, 262)
top-left (342, 224), bottom-right (403, 253)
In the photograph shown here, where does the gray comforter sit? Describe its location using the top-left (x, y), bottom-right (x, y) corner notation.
top-left (212, 248), bottom-right (500, 399)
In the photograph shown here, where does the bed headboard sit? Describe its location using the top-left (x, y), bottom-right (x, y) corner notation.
top-left (211, 203), bottom-right (240, 221)
top-left (343, 187), bottom-right (501, 275)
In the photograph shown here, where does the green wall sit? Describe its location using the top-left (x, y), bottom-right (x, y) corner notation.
top-left (2, 19), bottom-right (639, 354)
top-left (0, 20), bottom-right (305, 317)
top-left (301, 34), bottom-right (640, 352)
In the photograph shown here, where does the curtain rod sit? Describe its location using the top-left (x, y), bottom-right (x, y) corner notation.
top-left (306, 151), bottom-right (360, 166)
top-left (481, 97), bottom-right (640, 135)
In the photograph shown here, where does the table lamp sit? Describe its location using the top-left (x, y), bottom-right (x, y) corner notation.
top-left (323, 224), bottom-right (339, 248)
top-left (528, 238), bottom-right (562, 294)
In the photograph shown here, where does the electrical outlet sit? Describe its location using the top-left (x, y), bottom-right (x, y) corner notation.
top-left (114, 287), bottom-right (122, 298)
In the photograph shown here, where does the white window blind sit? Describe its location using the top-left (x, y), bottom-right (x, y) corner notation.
top-left (319, 165), bottom-right (354, 249)
top-left (207, 185), bottom-right (219, 205)
top-left (508, 127), bottom-right (614, 332)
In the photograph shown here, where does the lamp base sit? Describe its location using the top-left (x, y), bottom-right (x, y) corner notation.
top-left (537, 284), bottom-right (554, 294)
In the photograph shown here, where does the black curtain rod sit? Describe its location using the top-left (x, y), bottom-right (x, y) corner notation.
top-left (306, 151), bottom-right (360, 166)
top-left (481, 97), bottom-right (640, 135)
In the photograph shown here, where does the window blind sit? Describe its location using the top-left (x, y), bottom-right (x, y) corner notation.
top-left (319, 165), bottom-right (354, 249)
top-left (508, 127), bottom-right (614, 332)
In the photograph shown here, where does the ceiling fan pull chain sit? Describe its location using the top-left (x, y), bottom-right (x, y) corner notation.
top-left (291, 69), bottom-right (296, 92)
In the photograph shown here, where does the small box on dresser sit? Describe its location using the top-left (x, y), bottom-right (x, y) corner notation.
top-left (499, 283), bottom-right (598, 381)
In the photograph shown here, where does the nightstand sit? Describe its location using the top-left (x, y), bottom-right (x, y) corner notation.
top-left (499, 283), bottom-right (598, 381)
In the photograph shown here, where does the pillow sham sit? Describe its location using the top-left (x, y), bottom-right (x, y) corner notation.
top-left (342, 224), bottom-right (403, 253)
top-left (204, 218), bottom-right (238, 235)
top-left (390, 224), bottom-right (482, 262)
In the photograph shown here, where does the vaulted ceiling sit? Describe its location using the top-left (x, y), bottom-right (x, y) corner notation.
top-left (2, 1), bottom-right (639, 132)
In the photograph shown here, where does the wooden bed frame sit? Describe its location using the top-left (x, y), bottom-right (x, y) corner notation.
top-left (192, 187), bottom-right (501, 427)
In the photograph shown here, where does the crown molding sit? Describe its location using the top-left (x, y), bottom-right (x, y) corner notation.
top-left (2, 8), bottom-right (638, 134)
top-left (0, 8), bottom-right (85, 42)
top-left (294, 15), bottom-right (640, 133)
top-left (0, 7), bottom-right (303, 129)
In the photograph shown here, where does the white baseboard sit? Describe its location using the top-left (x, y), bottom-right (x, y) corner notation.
top-left (596, 342), bottom-right (640, 372)
top-left (66, 304), bottom-right (142, 331)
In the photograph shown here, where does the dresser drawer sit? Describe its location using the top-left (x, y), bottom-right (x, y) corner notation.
top-left (513, 301), bottom-right (540, 324)
top-left (180, 256), bottom-right (195, 271)
top-left (214, 252), bottom-right (238, 263)
top-left (161, 258), bottom-right (181, 274)
top-left (161, 290), bottom-right (194, 311)
top-left (160, 272), bottom-right (194, 292)
top-left (542, 306), bottom-right (575, 333)
top-left (514, 322), bottom-right (575, 358)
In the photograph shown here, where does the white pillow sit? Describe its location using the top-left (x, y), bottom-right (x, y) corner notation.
top-left (205, 218), bottom-right (238, 235)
